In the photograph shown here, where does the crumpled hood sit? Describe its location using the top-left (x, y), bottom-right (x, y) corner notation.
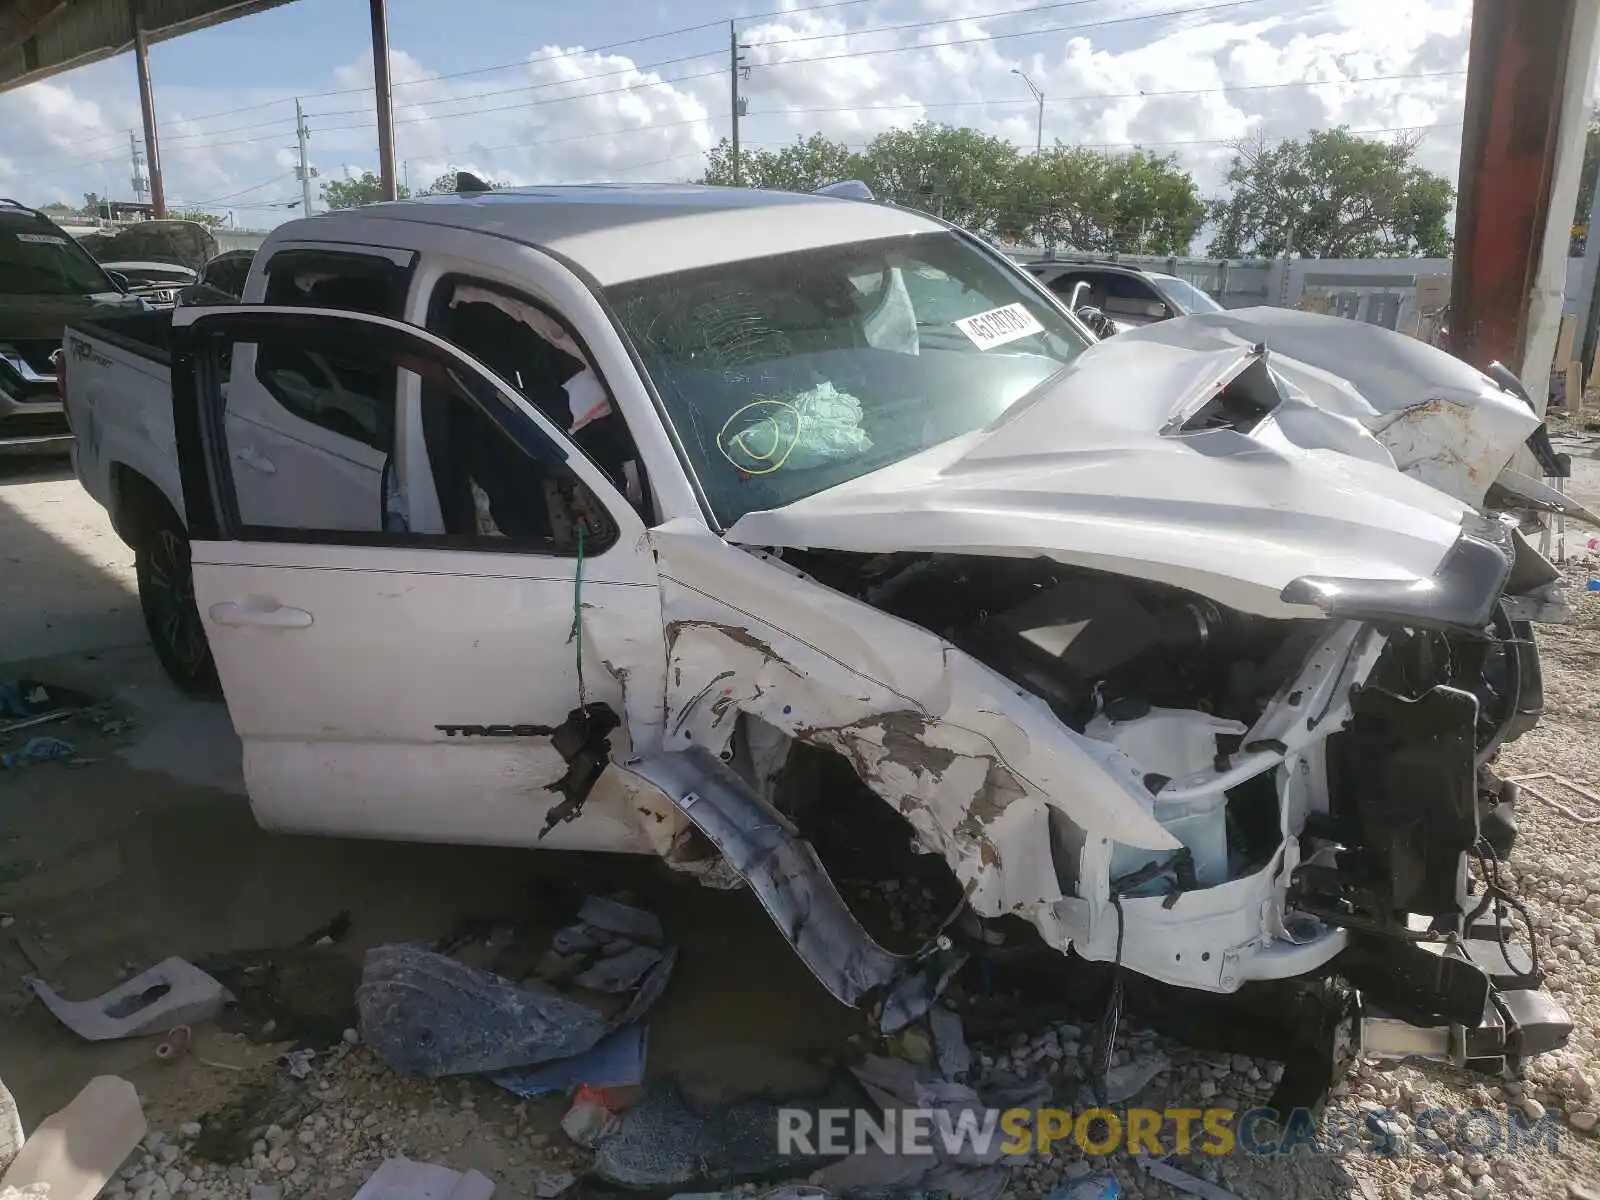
top-left (1112, 307), bottom-right (1541, 507)
top-left (727, 320), bottom-right (1495, 620)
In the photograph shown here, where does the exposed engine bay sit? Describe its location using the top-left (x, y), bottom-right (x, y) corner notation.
top-left (721, 540), bottom-right (1566, 1109)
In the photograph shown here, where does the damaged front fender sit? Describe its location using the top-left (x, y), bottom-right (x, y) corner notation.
top-left (649, 521), bottom-right (1182, 943)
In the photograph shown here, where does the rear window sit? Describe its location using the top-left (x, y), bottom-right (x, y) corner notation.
top-left (0, 219), bottom-right (113, 296)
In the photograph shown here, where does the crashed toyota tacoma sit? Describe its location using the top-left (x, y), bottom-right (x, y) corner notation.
top-left (60, 187), bottom-right (1578, 1107)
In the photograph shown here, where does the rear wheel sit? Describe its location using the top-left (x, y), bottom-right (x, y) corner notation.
top-left (136, 511), bottom-right (218, 696)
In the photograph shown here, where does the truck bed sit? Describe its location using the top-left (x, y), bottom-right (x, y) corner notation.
top-left (63, 314), bottom-right (183, 541)
top-left (74, 307), bottom-right (173, 365)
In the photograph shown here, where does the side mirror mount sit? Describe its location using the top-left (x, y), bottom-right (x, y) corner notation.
top-left (1076, 305), bottom-right (1115, 338)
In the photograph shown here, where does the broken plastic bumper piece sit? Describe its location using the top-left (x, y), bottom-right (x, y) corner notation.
top-left (1280, 529), bottom-right (1513, 632)
top-left (1351, 929), bottom-right (1573, 1073)
top-left (618, 746), bottom-right (967, 1034)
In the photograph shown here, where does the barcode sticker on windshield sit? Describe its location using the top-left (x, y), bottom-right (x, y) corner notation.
top-left (954, 303), bottom-right (1044, 350)
top-left (15, 233), bottom-right (67, 245)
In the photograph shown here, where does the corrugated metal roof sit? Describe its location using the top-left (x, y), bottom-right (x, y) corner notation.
top-left (0, 0), bottom-right (295, 92)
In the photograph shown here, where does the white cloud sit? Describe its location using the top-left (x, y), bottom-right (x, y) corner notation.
top-left (0, 0), bottom-right (1476, 228)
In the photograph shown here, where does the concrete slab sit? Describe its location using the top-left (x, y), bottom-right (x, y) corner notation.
top-left (0, 461), bottom-right (141, 665)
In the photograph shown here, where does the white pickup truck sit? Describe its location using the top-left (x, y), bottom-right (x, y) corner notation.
top-left (63, 184), bottom-right (1581, 1101)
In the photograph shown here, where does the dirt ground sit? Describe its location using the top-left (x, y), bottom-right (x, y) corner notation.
top-left (5, 455), bottom-right (1600, 1199)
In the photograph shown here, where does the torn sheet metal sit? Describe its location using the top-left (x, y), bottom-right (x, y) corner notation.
top-left (1112, 307), bottom-right (1540, 507)
top-left (619, 745), bottom-right (965, 1032)
top-left (650, 524), bottom-right (1184, 934)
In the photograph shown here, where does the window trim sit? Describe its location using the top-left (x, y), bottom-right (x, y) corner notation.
top-left (248, 246), bottom-right (418, 455)
top-left (175, 307), bottom-right (637, 559)
top-left (259, 247), bottom-right (417, 316)
top-left (423, 270), bottom-right (648, 518)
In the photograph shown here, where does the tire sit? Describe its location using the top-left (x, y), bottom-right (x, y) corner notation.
top-left (135, 509), bottom-right (219, 696)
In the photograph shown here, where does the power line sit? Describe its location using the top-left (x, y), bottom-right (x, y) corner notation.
top-left (746, 69), bottom-right (1467, 118)
top-left (7, 0), bottom-right (1255, 162)
top-left (15, 0), bottom-right (1451, 188)
top-left (751, 0), bottom-right (1287, 70)
top-left (306, 0), bottom-right (1156, 124)
top-left (120, 0), bottom-right (914, 135)
top-left (306, 48), bottom-right (724, 121)
top-left (177, 171), bottom-right (295, 206)
top-left (740, 119), bottom-right (1464, 155)
top-left (26, 62), bottom-right (729, 173)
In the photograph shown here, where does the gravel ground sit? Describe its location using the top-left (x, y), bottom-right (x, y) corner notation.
top-left (70, 569), bottom-right (1600, 1200)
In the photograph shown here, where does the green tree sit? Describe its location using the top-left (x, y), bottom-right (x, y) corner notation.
top-left (1001, 146), bottom-right (1204, 254)
top-left (82, 192), bottom-right (107, 218)
top-left (699, 133), bottom-right (862, 191)
top-left (38, 201), bottom-right (75, 217)
top-left (166, 209), bottom-right (226, 228)
top-left (1207, 127), bottom-right (1453, 258)
top-left (321, 170), bottom-right (411, 209)
top-left (857, 121), bottom-right (1022, 237)
top-left (696, 121), bottom-right (1204, 253)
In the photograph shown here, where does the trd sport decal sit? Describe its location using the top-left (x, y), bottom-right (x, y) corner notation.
top-left (435, 724), bottom-right (557, 737)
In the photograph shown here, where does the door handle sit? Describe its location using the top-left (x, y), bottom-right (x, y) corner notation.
top-left (209, 600), bottom-right (312, 629)
top-left (235, 445), bottom-right (277, 474)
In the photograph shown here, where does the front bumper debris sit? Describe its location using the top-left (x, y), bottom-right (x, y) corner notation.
top-left (618, 746), bottom-right (966, 1034)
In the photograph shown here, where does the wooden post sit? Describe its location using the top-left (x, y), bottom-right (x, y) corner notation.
top-left (1569, 357), bottom-right (1585, 422)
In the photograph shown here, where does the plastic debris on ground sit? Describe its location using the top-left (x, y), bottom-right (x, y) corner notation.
top-left (30, 956), bottom-right (232, 1041)
top-left (0, 680), bottom-right (95, 724)
top-left (559, 1085), bottom-right (623, 1148)
top-left (0, 1078), bottom-right (20, 1176)
top-left (532, 1169), bottom-right (576, 1198)
top-left (590, 1076), bottom-right (853, 1190)
top-left (0, 737), bottom-right (77, 770)
top-left (1046, 1172), bottom-right (1122, 1200)
top-left (358, 894), bottom-right (674, 1087)
top-left (0, 1075), bottom-right (145, 1200)
top-left (351, 1157), bottom-right (495, 1199)
top-left (1077, 1052), bottom-right (1170, 1107)
top-left (928, 1004), bottom-right (972, 1081)
top-left (1133, 1158), bottom-right (1240, 1200)
top-left (493, 1024), bottom-right (647, 1098)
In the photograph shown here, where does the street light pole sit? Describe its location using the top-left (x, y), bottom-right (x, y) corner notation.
top-left (1011, 69), bottom-right (1045, 154)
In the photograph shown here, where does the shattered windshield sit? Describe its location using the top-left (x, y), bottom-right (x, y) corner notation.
top-left (0, 221), bottom-right (116, 296)
top-left (609, 231), bottom-right (1089, 527)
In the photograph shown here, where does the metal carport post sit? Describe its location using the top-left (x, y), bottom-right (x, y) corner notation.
top-left (369, 0), bottom-right (396, 201)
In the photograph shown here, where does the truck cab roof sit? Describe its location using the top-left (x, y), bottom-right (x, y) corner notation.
top-left (269, 184), bottom-right (948, 286)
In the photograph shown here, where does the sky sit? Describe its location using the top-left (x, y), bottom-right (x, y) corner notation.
top-left (0, 0), bottom-right (1489, 230)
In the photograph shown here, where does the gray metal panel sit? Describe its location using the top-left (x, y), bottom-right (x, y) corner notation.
top-left (1303, 271), bottom-right (1421, 288)
top-left (0, 0), bottom-right (294, 92)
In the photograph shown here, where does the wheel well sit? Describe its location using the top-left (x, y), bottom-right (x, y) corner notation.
top-left (110, 464), bottom-right (181, 550)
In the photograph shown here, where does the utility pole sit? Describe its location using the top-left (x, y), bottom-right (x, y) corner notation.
top-left (294, 99), bottom-right (315, 214)
top-left (128, 130), bottom-right (149, 208)
top-left (729, 21), bottom-right (748, 185)
top-left (1011, 69), bottom-right (1045, 155)
top-left (129, 0), bottom-right (166, 217)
